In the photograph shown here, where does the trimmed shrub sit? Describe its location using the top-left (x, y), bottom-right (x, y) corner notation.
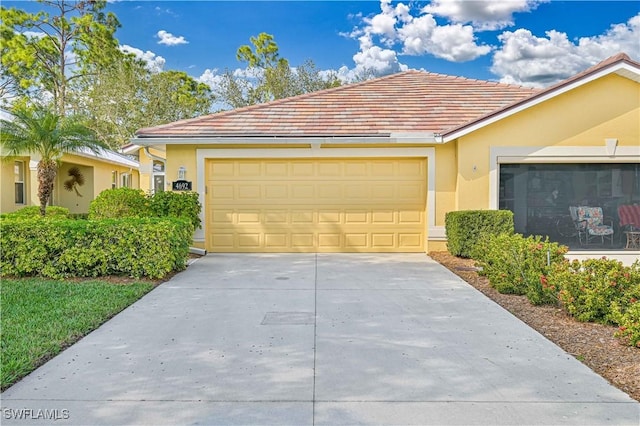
top-left (1, 205), bottom-right (70, 219)
top-left (88, 188), bottom-right (151, 220)
top-left (612, 301), bottom-right (640, 348)
top-left (549, 258), bottom-right (640, 324)
top-left (472, 233), bottom-right (567, 304)
top-left (0, 217), bottom-right (191, 279)
top-left (149, 191), bottom-right (201, 230)
top-left (445, 210), bottom-right (514, 258)
top-left (89, 189), bottom-right (201, 232)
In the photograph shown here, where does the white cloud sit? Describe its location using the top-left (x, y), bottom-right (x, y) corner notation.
top-left (197, 68), bottom-right (223, 88)
top-left (346, 0), bottom-right (491, 73)
top-left (423, 0), bottom-right (546, 31)
top-left (156, 30), bottom-right (188, 46)
top-left (398, 14), bottom-right (492, 61)
top-left (351, 33), bottom-right (408, 76)
top-left (492, 13), bottom-right (640, 87)
top-left (120, 45), bottom-right (166, 73)
top-left (22, 31), bottom-right (46, 39)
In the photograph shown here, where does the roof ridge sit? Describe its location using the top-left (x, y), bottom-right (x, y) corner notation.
top-left (416, 69), bottom-right (538, 91)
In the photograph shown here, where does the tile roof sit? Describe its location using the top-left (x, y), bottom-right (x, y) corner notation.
top-left (135, 70), bottom-right (539, 139)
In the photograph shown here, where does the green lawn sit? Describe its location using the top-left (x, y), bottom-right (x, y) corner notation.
top-left (0, 278), bottom-right (155, 390)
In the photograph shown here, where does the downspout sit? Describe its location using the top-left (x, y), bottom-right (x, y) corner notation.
top-left (143, 147), bottom-right (166, 164)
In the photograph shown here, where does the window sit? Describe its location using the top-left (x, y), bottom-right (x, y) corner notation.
top-left (111, 171), bottom-right (118, 189)
top-left (14, 161), bottom-right (25, 204)
top-left (153, 160), bottom-right (165, 173)
top-left (152, 160), bottom-right (165, 194)
top-left (499, 163), bottom-right (640, 250)
top-left (153, 175), bottom-right (165, 193)
top-left (121, 173), bottom-right (131, 188)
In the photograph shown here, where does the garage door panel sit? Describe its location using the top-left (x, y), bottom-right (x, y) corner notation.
top-left (206, 158), bottom-right (426, 252)
top-left (319, 210), bottom-right (341, 224)
top-left (265, 184), bottom-right (288, 199)
top-left (372, 233), bottom-right (394, 247)
top-left (291, 184), bottom-right (315, 198)
top-left (399, 210), bottom-right (423, 224)
top-left (345, 162), bottom-right (367, 176)
top-left (291, 233), bottom-right (314, 248)
top-left (372, 210), bottom-right (395, 224)
top-left (237, 184), bottom-right (261, 199)
top-left (211, 185), bottom-right (234, 199)
top-left (265, 233), bottom-right (288, 248)
top-left (238, 162), bottom-right (261, 176)
top-left (238, 233), bottom-right (261, 248)
top-left (265, 162), bottom-right (288, 176)
top-left (265, 210), bottom-right (288, 224)
top-left (212, 209), bottom-right (234, 225)
top-left (318, 233), bottom-right (341, 249)
top-left (318, 162), bottom-right (342, 176)
top-left (210, 162), bottom-right (234, 177)
top-left (292, 162), bottom-right (314, 176)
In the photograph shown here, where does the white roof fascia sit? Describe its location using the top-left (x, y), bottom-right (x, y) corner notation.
top-left (72, 147), bottom-right (140, 169)
top-left (120, 144), bottom-right (141, 155)
top-left (443, 62), bottom-right (640, 142)
top-left (132, 134), bottom-right (440, 146)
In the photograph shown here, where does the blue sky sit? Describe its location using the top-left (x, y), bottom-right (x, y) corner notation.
top-left (7, 1), bottom-right (640, 88)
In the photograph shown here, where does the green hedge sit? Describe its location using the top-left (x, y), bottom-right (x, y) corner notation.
top-left (445, 210), bottom-right (514, 258)
top-left (470, 231), bottom-right (640, 346)
top-left (88, 188), bottom-right (151, 219)
top-left (472, 233), bottom-right (568, 305)
top-left (1, 205), bottom-right (70, 219)
top-left (89, 188), bottom-right (201, 230)
top-left (549, 258), bottom-right (640, 325)
top-left (0, 217), bottom-right (191, 279)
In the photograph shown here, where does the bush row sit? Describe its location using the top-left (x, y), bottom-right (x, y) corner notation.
top-left (88, 188), bottom-right (201, 230)
top-left (472, 233), bottom-right (568, 305)
top-left (1, 205), bottom-right (71, 219)
top-left (0, 217), bottom-right (192, 279)
top-left (470, 231), bottom-right (640, 347)
top-left (445, 210), bottom-right (514, 258)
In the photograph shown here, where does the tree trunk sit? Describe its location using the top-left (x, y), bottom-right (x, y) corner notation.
top-left (37, 159), bottom-right (58, 216)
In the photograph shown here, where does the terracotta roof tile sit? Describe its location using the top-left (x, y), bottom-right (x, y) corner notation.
top-left (135, 70), bottom-right (539, 138)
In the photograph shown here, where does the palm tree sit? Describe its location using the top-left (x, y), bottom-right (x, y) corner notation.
top-left (0, 105), bottom-right (108, 216)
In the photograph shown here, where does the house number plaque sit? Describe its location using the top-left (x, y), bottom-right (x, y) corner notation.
top-left (172, 180), bottom-right (192, 191)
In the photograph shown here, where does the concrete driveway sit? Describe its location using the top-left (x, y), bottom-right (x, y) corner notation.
top-left (2, 254), bottom-right (638, 425)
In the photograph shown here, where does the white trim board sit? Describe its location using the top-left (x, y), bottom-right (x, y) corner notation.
top-left (194, 147), bottom-right (436, 244)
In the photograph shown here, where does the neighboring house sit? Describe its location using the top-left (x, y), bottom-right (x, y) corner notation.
top-left (0, 148), bottom-right (140, 214)
top-left (133, 53), bottom-right (639, 256)
top-left (120, 144), bottom-right (167, 194)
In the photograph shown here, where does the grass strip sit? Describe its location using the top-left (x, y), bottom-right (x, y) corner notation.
top-left (1, 278), bottom-right (154, 390)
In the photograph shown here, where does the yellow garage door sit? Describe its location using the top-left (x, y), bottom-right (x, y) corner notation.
top-left (206, 158), bottom-right (426, 252)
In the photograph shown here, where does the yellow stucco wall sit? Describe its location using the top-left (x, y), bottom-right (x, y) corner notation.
top-left (0, 156), bottom-right (31, 214)
top-left (434, 142), bottom-right (457, 226)
top-left (55, 154), bottom-right (139, 213)
top-left (137, 147), bottom-right (166, 193)
top-left (165, 144), bottom-right (204, 192)
top-left (0, 153), bottom-right (140, 214)
top-left (455, 74), bottom-right (639, 211)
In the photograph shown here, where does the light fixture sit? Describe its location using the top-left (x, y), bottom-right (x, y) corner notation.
top-left (178, 166), bottom-right (186, 180)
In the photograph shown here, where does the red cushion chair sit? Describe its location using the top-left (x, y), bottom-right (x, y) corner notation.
top-left (618, 205), bottom-right (640, 230)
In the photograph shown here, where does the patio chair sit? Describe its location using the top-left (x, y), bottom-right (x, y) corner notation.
top-left (575, 206), bottom-right (614, 246)
top-left (618, 204), bottom-right (640, 231)
top-left (569, 206), bottom-right (588, 245)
